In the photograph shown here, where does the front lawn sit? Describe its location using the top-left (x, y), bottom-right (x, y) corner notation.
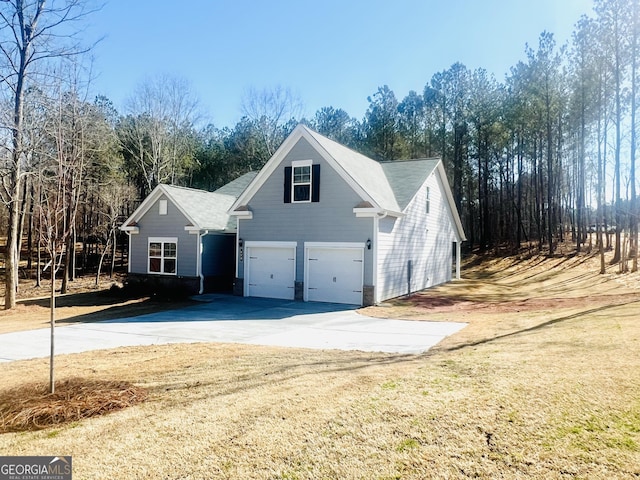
top-left (1, 251), bottom-right (639, 479)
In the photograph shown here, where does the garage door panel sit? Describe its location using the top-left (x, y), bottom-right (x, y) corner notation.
top-left (306, 247), bottom-right (363, 305)
top-left (246, 246), bottom-right (295, 300)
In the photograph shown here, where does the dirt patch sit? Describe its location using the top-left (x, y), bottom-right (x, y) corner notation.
top-left (371, 292), bottom-right (640, 316)
top-left (362, 250), bottom-right (640, 322)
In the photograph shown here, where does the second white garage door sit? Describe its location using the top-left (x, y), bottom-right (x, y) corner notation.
top-left (305, 244), bottom-right (364, 305)
top-left (245, 243), bottom-right (296, 300)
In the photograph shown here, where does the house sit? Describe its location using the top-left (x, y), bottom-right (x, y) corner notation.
top-left (228, 125), bottom-right (466, 306)
top-left (120, 172), bottom-right (258, 295)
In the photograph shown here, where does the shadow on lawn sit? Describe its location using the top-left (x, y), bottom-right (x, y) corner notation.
top-left (18, 291), bottom-right (199, 326)
top-left (439, 297), bottom-right (640, 353)
top-left (154, 349), bottom-right (417, 402)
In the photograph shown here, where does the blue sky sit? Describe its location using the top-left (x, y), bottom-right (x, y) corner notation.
top-left (86, 0), bottom-right (594, 129)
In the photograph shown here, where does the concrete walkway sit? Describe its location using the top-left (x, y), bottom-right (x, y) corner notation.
top-left (0, 294), bottom-right (466, 362)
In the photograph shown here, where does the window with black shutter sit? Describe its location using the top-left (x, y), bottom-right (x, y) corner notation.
top-left (285, 162), bottom-right (320, 203)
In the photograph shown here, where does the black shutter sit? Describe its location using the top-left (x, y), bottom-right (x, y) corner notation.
top-left (284, 166), bottom-right (292, 203)
top-left (311, 164), bottom-right (320, 203)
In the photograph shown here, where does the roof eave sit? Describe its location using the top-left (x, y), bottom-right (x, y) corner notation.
top-left (353, 207), bottom-right (404, 218)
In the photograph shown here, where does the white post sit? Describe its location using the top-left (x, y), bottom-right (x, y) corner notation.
top-left (456, 241), bottom-right (461, 279)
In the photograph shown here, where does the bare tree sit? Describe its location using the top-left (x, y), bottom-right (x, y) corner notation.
top-left (36, 130), bottom-right (75, 394)
top-left (118, 74), bottom-right (200, 196)
top-left (241, 85), bottom-right (303, 158)
top-left (95, 180), bottom-right (132, 285)
top-left (0, 0), bottom-right (98, 310)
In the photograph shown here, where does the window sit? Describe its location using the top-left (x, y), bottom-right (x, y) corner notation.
top-left (159, 199), bottom-right (168, 215)
top-left (284, 162), bottom-right (320, 203)
top-left (293, 165), bottom-right (311, 202)
top-left (148, 237), bottom-right (177, 274)
top-left (425, 186), bottom-right (430, 214)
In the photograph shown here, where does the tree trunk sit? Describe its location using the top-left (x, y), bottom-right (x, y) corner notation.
top-left (5, 175), bottom-right (21, 309)
top-left (49, 249), bottom-right (56, 395)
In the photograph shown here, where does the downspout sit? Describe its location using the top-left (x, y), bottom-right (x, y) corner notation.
top-left (198, 230), bottom-right (209, 294)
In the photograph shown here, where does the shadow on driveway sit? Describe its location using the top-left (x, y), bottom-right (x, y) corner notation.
top-left (0, 294), bottom-right (466, 362)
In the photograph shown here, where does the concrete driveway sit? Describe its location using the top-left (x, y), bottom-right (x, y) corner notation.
top-left (0, 294), bottom-right (466, 362)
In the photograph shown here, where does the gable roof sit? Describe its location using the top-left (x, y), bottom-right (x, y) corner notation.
top-left (230, 124), bottom-right (402, 216)
top-left (303, 128), bottom-right (402, 213)
top-left (229, 124), bottom-right (466, 241)
top-left (121, 172), bottom-right (257, 234)
top-left (380, 158), bottom-right (439, 211)
top-left (214, 171), bottom-right (259, 197)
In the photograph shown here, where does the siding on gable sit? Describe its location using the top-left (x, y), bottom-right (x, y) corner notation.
top-left (376, 170), bottom-right (458, 302)
top-left (129, 195), bottom-right (198, 277)
top-left (238, 137), bottom-right (374, 284)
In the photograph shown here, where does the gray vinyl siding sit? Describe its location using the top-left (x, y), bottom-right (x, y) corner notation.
top-left (129, 195), bottom-right (198, 277)
top-left (238, 138), bottom-right (374, 284)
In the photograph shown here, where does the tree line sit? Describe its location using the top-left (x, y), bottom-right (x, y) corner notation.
top-left (2, 0), bottom-right (639, 312)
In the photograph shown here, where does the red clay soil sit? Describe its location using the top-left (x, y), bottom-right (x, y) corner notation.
top-left (398, 292), bottom-right (640, 315)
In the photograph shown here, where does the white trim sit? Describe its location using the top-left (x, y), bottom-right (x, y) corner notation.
top-left (304, 242), bottom-right (365, 249)
top-left (372, 215), bottom-right (379, 305)
top-left (235, 217), bottom-right (240, 278)
top-left (289, 161), bottom-right (313, 203)
top-left (353, 207), bottom-right (381, 217)
top-left (126, 232), bottom-right (132, 273)
top-left (244, 241), bottom-right (298, 248)
top-left (149, 236), bottom-right (178, 243)
top-left (147, 237), bottom-right (178, 275)
top-left (303, 242), bottom-right (365, 305)
top-left (229, 125), bottom-right (383, 213)
top-left (291, 161), bottom-right (313, 203)
top-left (121, 185), bottom-right (203, 233)
top-left (230, 210), bottom-right (253, 218)
top-left (291, 159), bottom-right (312, 167)
top-left (353, 207), bottom-right (404, 218)
top-left (436, 162), bottom-right (466, 242)
top-left (197, 230), bottom-right (209, 294)
top-left (243, 241), bottom-right (297, 299)
top-left (121, 225), bottom-right (139, 234)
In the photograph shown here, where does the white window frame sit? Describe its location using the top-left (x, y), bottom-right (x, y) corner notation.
top-left (292, 159), bottom-right (312, 203)
top-left (148, 237), bottom-right (178, 275)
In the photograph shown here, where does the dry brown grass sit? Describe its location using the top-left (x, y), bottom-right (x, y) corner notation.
top-left (0, 378), bottom-right (148, 433)
top-left (0, 250), bottom-right (639, 479)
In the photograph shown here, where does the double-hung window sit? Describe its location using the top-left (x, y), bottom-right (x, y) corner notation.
top-left (292, 162), bottom-right (312, 202)
top-left (284, 160), bottom-right (320, 203)
top-left (148, 237), bottom-right (177, 274)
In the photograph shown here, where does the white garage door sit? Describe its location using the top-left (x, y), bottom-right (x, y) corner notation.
top-left (306, 246), bottom-right (364, 305)
top-left (246, 245), bottom-right (296, 300)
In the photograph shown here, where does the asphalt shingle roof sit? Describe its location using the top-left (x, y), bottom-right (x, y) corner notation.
top-left (305, 126), bottom-right (438, 213)
top-left (380, 158), bottom-right (439, 211)
top-left (304, 128), bottom-right (403, 213)
top-left (214, 171), bottom-right (259, 197)
top-left (160, 185), bottom-right (237, 231)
